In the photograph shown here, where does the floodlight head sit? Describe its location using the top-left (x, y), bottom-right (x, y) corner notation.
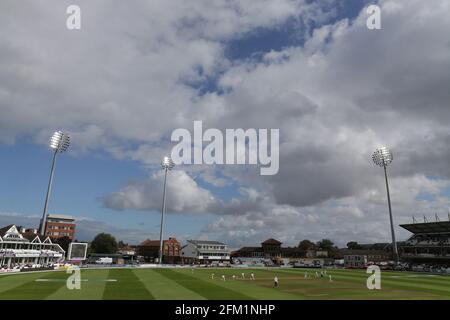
top-left (49, 131), bottom-right (70, 153)
top-left (372, 146), bottom-right (393, 167)
top-left (161, 156), bottom-right (175, 170)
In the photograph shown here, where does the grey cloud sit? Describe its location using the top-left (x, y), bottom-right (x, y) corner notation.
top-left (200, 0), bottom-right (450, 209)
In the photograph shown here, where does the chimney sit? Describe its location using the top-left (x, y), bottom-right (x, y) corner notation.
top-left (20, 227), bottom-right (26, 233)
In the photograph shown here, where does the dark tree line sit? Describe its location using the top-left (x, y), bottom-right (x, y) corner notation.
top-left (297, 238), bottom-right (339, 258)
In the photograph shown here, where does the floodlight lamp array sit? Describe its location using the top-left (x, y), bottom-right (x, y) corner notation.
top-left (372, 146), bottom-right (393, 167)
top-left (161, 156), bottom-right (175, 170)
top-left (49, 131), bottom-right (70, 153)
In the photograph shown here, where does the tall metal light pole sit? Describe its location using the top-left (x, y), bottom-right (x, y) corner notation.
top-left (39, 131), bottom-right (70, 236)
top-left (372, 146), bottom-right (399, 265)
top-left (158, 156), bottom-right (175, 264)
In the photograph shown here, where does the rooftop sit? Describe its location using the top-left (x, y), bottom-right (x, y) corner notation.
top-left (0, 224), bottom-right (14, 237)
top-left (338, 248), bottom-right (392, 255)
top-left (139, 239), bottom-right (160, 247)
top-left (261, 238), bottom-right (282, 245)
top-left (188, 240), bottom-right (226, 246)
top-left (139, 238), bottom-right (180, 247)
top-left (358, 243), bottom-right (391, 251)
top-left (400, 221), bottom-right (450, 234)
top-left (47, 214), bottom-right (75, 221)
top-left (0, 224), bottom-right (53, 244)
top-left (21, 231), bottom-right (46, 242)
top-left (234, 246), bottom-right (262, 252)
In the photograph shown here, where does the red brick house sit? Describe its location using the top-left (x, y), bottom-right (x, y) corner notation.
top-left (137, 237), bottom-right (181, 263)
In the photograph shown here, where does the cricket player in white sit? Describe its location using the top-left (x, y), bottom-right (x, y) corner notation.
top-left (250, 273), bottom-right (255, 280)
top-left (222, 275), bottom-right (226, 281)
top-left (241, 273), bottom-right (245, 279)
top-left (274, 276), bottom-right (279, 287)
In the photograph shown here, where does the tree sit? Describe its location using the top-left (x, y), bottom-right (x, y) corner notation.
top-left (316, 239), bottom-right (338, 258)
top-left (298, 239), bottom-right (315, 251)
top-left (90, 233), bottom-right (118, 254)
top-left (316, 239), bottom-right (335, 251)
top-left (118, 240), bottom-right (128, 249)
top-left (347, 241), bottom-right (362, 250)
top-left (54, 236), bottom-right (72, 253)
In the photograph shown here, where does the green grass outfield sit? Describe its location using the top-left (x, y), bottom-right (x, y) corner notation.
top-left (0, 267), bottom-right (449, 300)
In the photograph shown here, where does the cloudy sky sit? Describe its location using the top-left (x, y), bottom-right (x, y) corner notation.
top-left (1, 0), bottom-right (449, 248)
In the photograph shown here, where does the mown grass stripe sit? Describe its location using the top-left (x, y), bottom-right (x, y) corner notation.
top-left (317, 271), bottom-right (450, 295)
top-left (0, 268), bottom-right (449, 300)
top-left (0, 270), bottom-right (67, 300)
top-left (46, 269), bottom-right (110, 300)
top-left (263, 268), bottom-right (448, 299)
top-left (0, 272), bottom-right (52, 294)
top-left (174, 268), bottom-right (301, 300)
top-left (102, 268), bottom-right (154, 300)
top-left (153, 269), bottom-right (252, 300)
top-left (278, 269), bottom-right (450, 298)
top-left (133, 268), bottom-right (205, 300)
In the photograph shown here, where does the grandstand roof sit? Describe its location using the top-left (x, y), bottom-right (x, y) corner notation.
top-left (400, 221), bottom-right (450, 234)
top-left (0, 224), bottom-right (14, 237)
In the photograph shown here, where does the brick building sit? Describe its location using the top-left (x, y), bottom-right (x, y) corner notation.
top-left (137, 237), bottom-right (181, 263)
top-left (232, 238), bottom-right (307, 260)
top-left (42, 214), bottom-right (76, 241)
top-left (337, 249), bottom-right (392, 268)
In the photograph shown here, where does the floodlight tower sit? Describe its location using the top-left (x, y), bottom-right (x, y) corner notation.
top-left (158, 156), bottom-right (175, 264)
top-left (372, 146), bottom-right (399, 264)
top-left (39, 131), bottom-right (70, 236)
